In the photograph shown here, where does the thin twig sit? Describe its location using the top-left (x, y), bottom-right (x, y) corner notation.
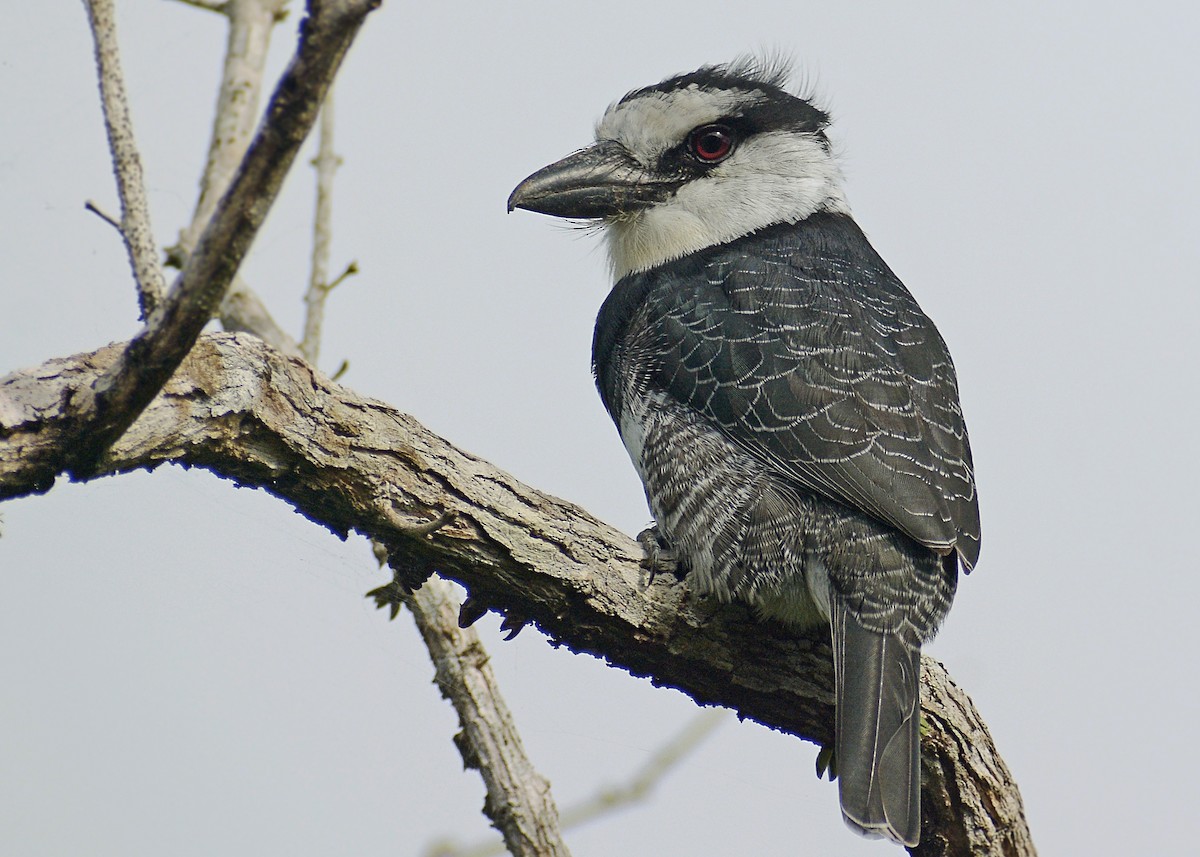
top-left (68, 0), bottom-right (381, 476)
top-left (326, 260), bottom-right (358, 290)
top-left (558, 710), bottom-right (726, 829)
top-left (84, 200), bottom-right (122, 232)
top-left (301, 89), bottom-right (342, 363)
top-left (82, 0), bottom-right (166, 319)
top-left (172, 0), bottom-right (231, 13)
top-left (425, 710), bottom-right (728, 857)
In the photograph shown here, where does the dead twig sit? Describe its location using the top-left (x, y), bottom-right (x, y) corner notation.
top-left (82, 0), bottom-right (166, 318)
top-left (301, 89), bottom-right (345, 364)
top-left (424, 710), bottom-right (728, 857)
top-left (558, 710), bottom-right (726, 829)
top-left (84, 200), bottom-right (122, 233)
top-left (172, 0), bottom-right (231, 13)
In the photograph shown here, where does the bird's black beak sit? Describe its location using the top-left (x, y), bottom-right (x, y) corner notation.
top-left (507, 140), bottom-right (676, 219)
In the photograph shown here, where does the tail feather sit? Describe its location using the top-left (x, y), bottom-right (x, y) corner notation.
top-left (832, 603), bottom-right (922, 847)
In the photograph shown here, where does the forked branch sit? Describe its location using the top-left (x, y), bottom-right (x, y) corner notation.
top-left (67, 0), bottom-right (380, 476)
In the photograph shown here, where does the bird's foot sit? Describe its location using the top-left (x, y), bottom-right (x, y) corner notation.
top-left (637, 526), bottom-right (684, 584)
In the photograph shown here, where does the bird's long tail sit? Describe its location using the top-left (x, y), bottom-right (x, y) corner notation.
top-left (831, 602), bottom-right (922, 847)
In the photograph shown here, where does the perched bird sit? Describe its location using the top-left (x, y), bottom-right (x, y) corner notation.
top-left (508, 59), bottom-right (979, 847)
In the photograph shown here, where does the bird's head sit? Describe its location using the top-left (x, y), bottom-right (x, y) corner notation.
top-left (508, 59), bottom-right (849, 279)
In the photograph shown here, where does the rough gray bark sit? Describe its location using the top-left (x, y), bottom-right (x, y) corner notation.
top-left (0, 333), bottom-right (1036, 857)
top-left (403, 578), bottom-right (571, 857)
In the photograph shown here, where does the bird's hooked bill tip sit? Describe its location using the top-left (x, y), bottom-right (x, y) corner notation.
top-left (508, 142), bottom-right (676, 220)
top-left (507, 170), bottom-right (553, 214)
top-left (506, 187), bottom-right (543, 215)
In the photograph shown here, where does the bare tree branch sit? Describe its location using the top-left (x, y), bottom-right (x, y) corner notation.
top-left (425, 710), bottom-right (728, 857)
top-left (556, 710), bottom-right (726, 830)
top-left (172, 0), bottom-right (233, 15)
top-left (166, 0), bottom-right (302, 357)
top-left (301, 90), bottom-right (344, 364)
top-left (0, 334), bottom-right (1036, 857)
top-left (180, 0), bottom-right (289, 247)
top-left (82, 0), bottom-right (167, 318)
top-left (399, 577), bottom-right (571, 857)
top-left (66, 0), bottom-right (380, 477)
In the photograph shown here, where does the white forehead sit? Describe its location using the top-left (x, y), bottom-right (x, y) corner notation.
top-left (595, 86), bottom-right (766, 163)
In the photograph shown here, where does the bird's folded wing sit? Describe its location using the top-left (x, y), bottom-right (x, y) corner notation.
top-left (645, 228), bottom-right (980, 567)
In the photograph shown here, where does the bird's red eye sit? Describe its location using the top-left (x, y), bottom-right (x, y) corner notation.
top-left (688, 124), bottom-right (735, 163)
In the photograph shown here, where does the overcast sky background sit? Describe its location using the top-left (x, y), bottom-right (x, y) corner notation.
top-left (3, 2), bottom-right (1198, 855)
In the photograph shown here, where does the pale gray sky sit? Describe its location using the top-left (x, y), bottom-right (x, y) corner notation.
top-left (2, 2), bottom-right (1198, 855)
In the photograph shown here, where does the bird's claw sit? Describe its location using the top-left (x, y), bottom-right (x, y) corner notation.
top-left (637, 526), bottom-right (683, 584)
top-left (815, 742), bottom-right (838, 781)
